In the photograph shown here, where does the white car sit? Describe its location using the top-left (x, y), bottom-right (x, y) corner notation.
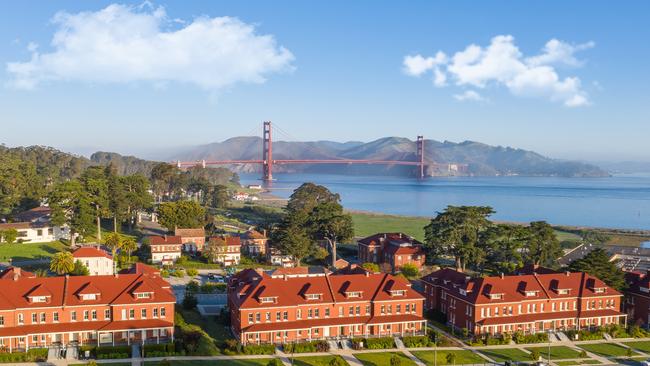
top-left (641, 360), bottom-right (650, 366)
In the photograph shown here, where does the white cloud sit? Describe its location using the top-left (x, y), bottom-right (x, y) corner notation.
top-left (6, 4), bottom-right (294, 91)
top-left (402, 51), bottom-right (446, 77)
top-left (403, 35), bottom-right (594, 107)
top-left (453, 90), bottom-right (486, 102)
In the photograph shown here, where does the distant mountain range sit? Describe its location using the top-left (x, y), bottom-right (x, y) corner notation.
top-left (169, 136), bottom-right (609, 177)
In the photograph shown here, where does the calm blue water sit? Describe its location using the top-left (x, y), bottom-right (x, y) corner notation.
top-left (239, 173), bottom-right (650, 230)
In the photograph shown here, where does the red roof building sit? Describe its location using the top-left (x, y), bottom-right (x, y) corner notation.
top-left (174, 228), bottom-right (206, 253)
top-left (72, 246), bottom-right (114, 276)
top-left (624, 271), bottom-right (650, 326)
top-left (358, 233), bottom-right (425, 272)
top-left (149, 235), bottom-right (182, 265)
top-left (0, 270), bottom-right (175, 352)
top-left (228, 267), bottom-right (426, 345)
top-left (421, 268), bottom-right (626, 336)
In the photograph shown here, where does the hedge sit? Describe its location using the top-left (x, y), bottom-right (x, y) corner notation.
top-left (0, 348), bottom-right (48, 363)
top-left (351, 337), bottom-right (395, 349)
top-left (242, 344), bottom-right (276, 355)
top-left (78, 345), bottom-right (132, 359)
top-left (143, 343), bottom-right (184, 357)
top-left (284, 340), bottom-right (329, 353)
top-left (402, 335), bottom-right (432, 348)
top-left (513, 331), bottom-right (548, 344)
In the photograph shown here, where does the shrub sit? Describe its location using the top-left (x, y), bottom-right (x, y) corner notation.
top-left (399, 263), bottom-right (420, 278)
top-left (390, 354), bottom-right (402, 366)
top-left (284, 340), bottom-right (329, 353)
top-left (242, 344), bottom-right (276, 355)
top-left (267, 359), bottom-right (283, 366)
top-left (364, 337), bottom-right (396, 349)
top-left (530, 349), bottom-right (540, 361)
top-left (172, 269), bottom-right (186, 277)
top-left (187, 268), bottom-right (199, 276)
top-left (161, 269), bottom-right (170, 278)
top-left (0, 348), bottom-right (48, 363)
top-left (182, 292), bottom-right (198, 310)
top-left (362, 262), bottom-right (380, 272)
top-left (174, 311), bottom-right (220, 356)
top-left (329, 357), bottom-right (347, 366)
top-left (446, 353), bottom-right (456, 365)
top-left (579, 350), bottom-right (587, 358)
top-left (402, 336), bottom-right (431, 348)
top-left (513, 331), bottom-right (548, 344)
top-left (350, 338), bottom-right (364, 350)
top-left (630, 325), bottom-right (650, 338)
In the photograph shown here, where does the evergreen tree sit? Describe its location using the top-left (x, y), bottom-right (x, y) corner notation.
top-left (48, 180), bottom-right (94, 245)
top-left (524, 221), bottom-right (561, 267)
top-left (158, 200), bottom-right (206, 231)
top-left (568, 248), bottom-right (626, 290)
top-left (81, 166), bottom-right (110, 242)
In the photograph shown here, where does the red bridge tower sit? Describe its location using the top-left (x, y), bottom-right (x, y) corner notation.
top-left (262, 121), bottom-right (273, 181)
top-left (416, 135), bottom-right (425, 179)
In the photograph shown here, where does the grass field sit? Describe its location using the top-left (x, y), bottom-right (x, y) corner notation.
top-left (293, 355), bottom-right (350, 366)
top-left (355, 352), bottom-right (417, 366)
top-left (578, 343), bottom-right (638, 357)
top-left (623, 341), bottom-right (650, 353)
top-left (555, 360), bottom-right (601, 366)
top-left (350, 212), bottom-right (429, 241)
top-left (478, 348), bottom-right (532, 362)
top-left (525, 346), bottom-right (583, 360)
top-left (0, 241), bottom-right (68, 261)
top-left (178, 308), bottom-right (233, 345)
top-left (144, 360), bottom-right (272, 366)
top-left (412, 350), bottom-right (486, 365)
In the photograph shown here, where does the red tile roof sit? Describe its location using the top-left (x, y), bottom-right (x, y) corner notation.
top-left (14, 206), bottom-right (51, 222)
top-left (0, 267), bottom-right (35, 280)
top-left (150, 235), bottom-right (183, 245)
top-left (479, 309), bottom-right (625, 326)
top-left (421, 268), bottom-right (621, 305)
top-left (174, 228), bottom-right (205, 238)
top-left (73, 246), bottom-right (113, 259)
top-left (358, 232), bottom-right (422, 246)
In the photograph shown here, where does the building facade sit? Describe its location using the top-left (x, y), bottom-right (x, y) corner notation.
top-left (72, 247), bottom-right (114, 276)
top-left (0, 206), bottom-right (70, 243)
top-left (421, 268), bottom-right (626, 336)
top-left (174, 228), bottom-right (206, 253)
top-left (357, 233), bottom-right (426, 271)
top-left (241, 230), bottom-right (268, 256)
top-left (0, 266), bottom-right (175, 352)
top-left (207, 236), bottom-right (241, 266)
top-left (228, 268), bottom-right (426, 345)
top-left (624, 271), bottom-right (650, 326)
top-left (149, 235), bottom-right (182, 265)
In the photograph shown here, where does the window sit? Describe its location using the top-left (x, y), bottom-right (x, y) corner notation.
top-left (366, 305), bottom-right (371, 315)
top-left (350, 307), bottom-right (355, 316)
top-left (255, 313), bottom-right (260, 322)
top-left (92, 310), bottom-right (97, 320)
top-left (18, 313), bottom-right (24, 325)
top-left (306, 294), bottom-right (321, 300)
top-left (129, 309), bottom-right (135, 319)
top-left (297, 309), bottom-right (302, 319)
top-left (160, 307), bottom-right (166, 318)
top-left (314, 309), bottom-right (320, 318)
top-left (386, 305), bottom-right (391, 314)
top-left (71, 311), bottom-right (76, 321)
top-left (338, 307), bottom-right (343, 317)
top-left (283, 311), bottom-right (288, 321)
top-left (32, 313), bottom-right (37, 323)
top-left (84, 310), bottom-right (89, 321)
top-left (37, 229), bottom-right (43, 236)
top-left (380, 305), bottom-right (385, 315)
top-left (141, 309), bottom-right (147, 318)
top-left (40, 313), bottom-right (46, 323)
top-left (0, 316), bottom-right (3, 326)
top-left (405, 304), bottom-right (410, 313)
top-left (248, 314), bottom-right (253, 323)
top-left (396, 304), bottom-right (401, 314)
top-left (308, 309), bottom-right (313, 318)
top-left (32, 335), bottom-right (38, 342)
top-left (324, 309), bottom-right (330, 317)
top-left (105, 309), bottom-right (111, 320)
top-left (276, 312), bottom-right (281, 321)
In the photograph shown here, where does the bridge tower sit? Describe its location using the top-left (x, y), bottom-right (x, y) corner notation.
top-left (416, 135), bottom-right (425, 179)
top-left (262, 121), bottom-right (273, 181)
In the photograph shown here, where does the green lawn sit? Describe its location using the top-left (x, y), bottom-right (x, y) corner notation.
top-left (578, 343), bottom-right (638, 357)
top-left (555, 360), bottom-right (601, 366)
top-left (178, 308), bottom-right (234, 345)
top-left (71, 364), bottom-right (131, 366)
top-left (144, 360), bottom-right (272, 366)
top-left (293, 355), bottom-right (349, 366)
top-left (525, 346), bottom-right (583, 360)
top-left (478, 348), bottom-right (532, 362)
top-left (0, 241), bottom-right (68, 261)
top-left (355, 352), bottom-right (417, 366)
top-left (350, 212), bottom-right (429, 241)
top-left (624, 341), bottom-right (650, 353)
top-left (412, 350), bottom-right (485, 365)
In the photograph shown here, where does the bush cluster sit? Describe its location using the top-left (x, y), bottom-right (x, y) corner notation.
top-left (402, 336), bottom-right (432, 348)
top-left (241, 344), bottom-right (276, 355)
top-left (351, 337), bottom-right (395, 350)
top-left (513, 331), bottom-right (548, 344)
top-left (0, 348), bottom-right (48, 363)
top-left (284, 340), bottom-right (329, 353)
top-left (175, 311), bottom-right (220, 356)
top-left (143, 343), bottom-right (183, 357)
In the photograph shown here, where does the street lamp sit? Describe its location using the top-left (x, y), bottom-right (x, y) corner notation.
top-left (433, 331), bottom-right (437, 366)
top-left (547, 329), bottom-right (552, 365)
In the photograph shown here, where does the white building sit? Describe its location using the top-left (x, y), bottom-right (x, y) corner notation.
top-left (0, 206), bottom-right (71, 243)
top-left (206, 236), bottom-right (241, 266)
top-left (72, 246), bottom-right (114, 276)
top-left (149, 235), bottom-right (183, 265)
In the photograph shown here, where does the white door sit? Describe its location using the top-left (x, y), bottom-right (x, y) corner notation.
top-left (323, 327), bottom-right (329, 337)
top-left (121, 309), bottom-right (127, 320)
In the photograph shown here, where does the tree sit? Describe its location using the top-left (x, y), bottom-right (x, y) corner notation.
top-left (529, 349), bottom-right (540, 361)
top-left (390, 354), bottom-right (402, 366)
top-left (158, 200), bottom-right (206, 231)
top-left (445, 352), bottom-right (456, 365)
top-left (400, 263), bottom-right (420, 278)
top-left (424, 206), bottom-right (494, 272)
top-left (107, 167), bottom-right (127, 232)
top-left (362, 262), bottom-right (380, 272)
top-left (481, 224), bottom-right (528, 274)
top-left (307, 201), bottom-right (354, 267)
top-left (121, 174), bottom-right (153, 231)
top-left (207, 184), bottom-right (230, 208)
top-left (286, 183), bottom-right (341, 216)
top-left (121, 237), bottom-right (138, 258)
top-left (71, 260), bottom-right (90, 276)
top-left (150, 163), bottom-right (179, 200)
top-left (48, 180), bottom-right (94, 246)
top-left (104, 232), bottom-right (123, 274)
top-left (568, 248), bottom-right (626, 290)
top-left (581, 230), bottom-right (610, 245)
top-left (272, 219), bottom-right (311, 266)
top-left (203, 236), bottom-right (227, 264)
top-left (524, 221), bottom-right (561, 267)
top-left (0, 228), bottom-right (18, 244)
top-left (50, 252), bottom-right (75, 275)
top-left (81, 166), bottom-right (110, 242)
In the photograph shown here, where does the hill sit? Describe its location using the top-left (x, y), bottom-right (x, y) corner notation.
top-left (170, 137), bottom-right (608, 177)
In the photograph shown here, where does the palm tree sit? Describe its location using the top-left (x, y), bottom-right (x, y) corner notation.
top-left (50, 252), bottom-right (75, 275)
top-left (121, 237), bottom-right (138, 258)
top-left (104, 232), bottom-right (123, 274)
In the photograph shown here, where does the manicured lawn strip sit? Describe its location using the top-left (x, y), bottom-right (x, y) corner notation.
top-left (0, 241), bottom-right (68, 261)
top-left (71, 364), bottom-right (131, 366)
top-left (555, 361), bottom-right (601, 366)
top-left (294, 355), bottom-right (350, 366)
top-left (350, 212), bottom-right (428, 241)
top-left (144, 360), bottom-right (272, 366)
top-left (623, 340), bottom-right (650, 353)
top-left (478, 348), bottom-right (531, 362)
top-left (578, 343), bottom-right (638, 357)
top-left (525, 346), bottom-right (583, 360)
top-left (178, 308), bottom-right (233, 344)
top-left (355, 352), bottom-right (417, 366)
top-left (412, 350), bottom-right (485, 365)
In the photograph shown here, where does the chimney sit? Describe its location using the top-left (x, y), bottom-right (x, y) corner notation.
top-left (263, 229), bottom-right (267, 237)
top-left (565, 271), bottom-right (570, 276)
top-left (331, 241), bottom-right (337, 269)
top-left (365, 271), bottom-right (370, 277)
top-left (283, 274), bottom-right (288, 281)
top-left (500, 273), bottom-right (505, 279)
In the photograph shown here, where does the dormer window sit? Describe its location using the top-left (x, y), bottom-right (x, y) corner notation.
top-left (594, 287), bottom-right (606, 294)
top-left (29, 296), bottom-right (49, 303)
top-left (390, 290), bottom-right (406, 297)
top-left (345, 291), bottom-right (362, 298)
top-left (260, 296), bottom-right (276, 303)
top-left (640, 287), bottom-right (649, 293)
top-left (459, 289), bottom-right (467, 296)
top-left (81, 293), bottom-right (98, 301)
top-left (134, 292), bottom-right (152, 299)
top-left (489, 293), bottom-right (503, 300)
top-left (557, 289), bottom-right (570, 295)
top-left (525, 291), bottom-right (538, 297)
top-left (305, 293), bottom-right (321, 300)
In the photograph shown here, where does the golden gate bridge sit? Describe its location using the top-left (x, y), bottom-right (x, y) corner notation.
top-left (174, 121), bottom-right (445, 182)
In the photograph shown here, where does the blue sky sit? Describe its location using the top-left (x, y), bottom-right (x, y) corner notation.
top-left (0, 1), bottom-right (648, 161)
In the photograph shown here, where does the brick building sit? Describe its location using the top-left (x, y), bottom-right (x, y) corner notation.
top-left (357, 233), bottom-right (426, 271)
top-left (149, 235), bottom-right (182, 265)
top-left (174, 228), bottom-right (206, 253)
top-left (206, 236), bottom-right (241, 266)
top-left (624, 271), bottom-right (650, 326)
top-left (0, 265), bottom-right (175, 352)
top-left (421, 268), bottom-right (626, 336)
top-left (241, 230), bottom-right (268, 257)
top-left (228, 267), bottom-right (425, 345)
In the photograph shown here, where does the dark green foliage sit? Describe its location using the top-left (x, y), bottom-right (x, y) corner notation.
top-left (446, 352), bottom-right (456, 365)
top-left (402, 336), bottom-right (432, 347)
top-left (71, 260), bottom-right (90, 276)
top-left (182, 292), bottom-right (198, 310)
top-left (525, 221), bottom-right (562, 267)
top-left (390, 354), bottom-right (402, 366)
top-left (568, 247), bottom-right (626, 290)
top-left (513, 331), bottom-right (548, 344)
top-left (362, 262), bottom-right (380, 272)
top-left (529, 349), bottom-right (540, 361)
top-left (158, 200), bottom-right (207, 231)
top-left (362, 337), bottom-right (396, 349)
top-left (0, 348), bottom-right (48, 363)
top-left (329, 357), bottom-right (347, 366)
top-left (241, 344), bottom-right (276, 355)
top-left (284, 340), bottom-right (329, 353)
top-left (399, 263), bottom-right (420, 278)
top-left (174, 311), bottom-right (220, 356)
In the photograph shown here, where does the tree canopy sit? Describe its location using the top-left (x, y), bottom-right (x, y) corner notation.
top-left (158, 200), bottom-right (207, 231)
top-left (568, 247), bottom-right (625, 290)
